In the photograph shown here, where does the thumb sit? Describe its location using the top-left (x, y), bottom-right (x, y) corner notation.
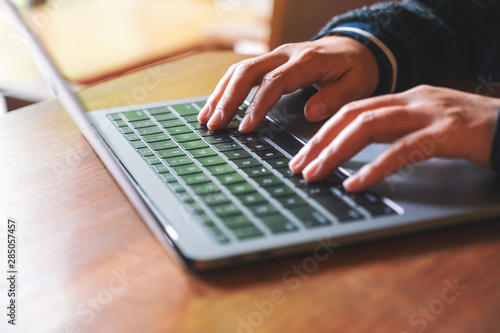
top-left (304, 69), bottom-right (378, 122)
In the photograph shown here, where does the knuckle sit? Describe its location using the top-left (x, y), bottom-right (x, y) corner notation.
top-left (274, 43), bottom-right (295, 54)
top-left (262, 69), bottom-right (285, 85)
top-left (234, 59), bottom-right (258, 75)
top-left (356, 110), bottom-right (377, 127)
top-left (296, 47), bottom-right (322, 62)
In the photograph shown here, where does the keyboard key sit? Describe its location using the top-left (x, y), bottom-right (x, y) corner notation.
top-left (266, 157), bottom-right (290, 169)
top-left (180, 141), bottom-right (209, 150)
top-left (364, 204), bottom-right (397, 217)
top-left (176, 192), bottom-right (195, 204)
top-left (131, 141), bottom-right (147, 149)
top-left (237, 133), bottom-right (262, 144)
top-left (212, 203), bottom-right (241, 217)
top-left (213, 142), bottom-right (242, 152)
top-left (157, 147), bottom-right (185, 158)
top-left (137, 126), bottom-right (163, 136)
top-left (149, 140), bottom-right (176, 151)
top-left (152, 113), bottom-right (177, 121)
top-left (276, 167), bottom-right (293, 177)
top-left (225, 119), bottom-right (240, 129)
top-left (171, 164), bottom-right (202, 176)
top-left (165, 125), bottom-right (192, 135)
top-left (148, 106), bottom-right (170, 115)
top-left (223, 214), bottom-right (253, 227)
top-left (229, 226), bottom-right (264, 240)
top-left (260, 215), bottom-right (298, 233)
top-left (143, 133), bottom-right (170, 142)
top-left (207, 164), bottom-right (235, 175)
top-left (125, 133), bottom-right (140, 141)
top-left (302, 184), bottom-right (334, 198)
top-left (186, 202), bottom-right (205, 215)
top-left (119, 126), bottom-right (134, 135)
top-left (253, 175), bottom-right (281, 187)
top-left (114, 119), bottom-right (127, 127)
top-left (152, 164), bottom-right (169, 173)
top-left (163, 155), bottom-right (192, 167)
top-left (182, 115), bottom-right (199, 123)
top-left (314, 197), bottom-right (363, 222)
top-left (198, 155), bottom-right (226, 166)
top-left (172, 103), bottom-right (198, 116)
top-left (122, 110), bottom-right (149, 121)
top-left (129, 119), bottom-right (156, 128)
top-left (192, 183), bottom-right (220, 195)
top-left (242, 166), bottom-right (272, 178)
top-left (182, 173), bottom-right (212, 185)
top-left (145, 155), bottom-right (162, 165)
top-left (232, 158), bottom-right (262, 169)
top-left (237, 192), bottom-right (267, 205)
top-left (277, 195), bottom-right (308, 208)
top-left (227, 128), bottom-right (245, 137)
top-left (226, 182), bottom-right (255, 195)
top-left (196, 128), bottom-right (219, 137)
top-left (204, 134), bottom-right (233, 144)
top-left (202, 223), bottom-right (230, 244)
top-left (167, 182), bottom-right (187, 193)
top-left (172, 132), bottom-right (200, 142)
top-left (189, 147), bottom-right (218, 158)
top-left (245, 141), bottom-right (274, 152)
top-left (159, 119), bottom-right (184, 128)
top-left (216, 173), bottom-right (246, 185)
top-left (107, 113), bottom-right (122, 121)
top-left (256, 149), bottom-right (285, 160)
top-left (265, 185), bottom-right (295, 197)
top-left (248, 203), bottom-right (279, 217)
top-left (139, 148), bottom-right (154, 157)
top-left (200, 192), bottom-right (231, 205)
top-left (289, 175), bottom-right (309, 187)
top-left (220, 149), bottom-right (251, 160)
top-left (289, 206), bottom-right (332, 228)
top-left (160, 172), bottom-right (177, 183)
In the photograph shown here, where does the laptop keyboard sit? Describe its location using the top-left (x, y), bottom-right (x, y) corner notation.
top-left (107, 100), bottom-right (397, 244)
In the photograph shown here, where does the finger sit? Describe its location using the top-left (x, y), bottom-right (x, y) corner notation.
top-left (304, 66), bottom-right (378, 123)
top-left (343, 128), bottom-right (440, 192)
top-left (198, 64), bottom-right (236, 123)
top-left (290, 87), bottom-right (408, 173)
top-left (301, 107), bottom-right (429, 182)
top-left (290, 103), bottom-right (418, 174)
top-left (206, 54), bottom-right (289, 130)
top-left (238, 55), bottom-right (329, 133)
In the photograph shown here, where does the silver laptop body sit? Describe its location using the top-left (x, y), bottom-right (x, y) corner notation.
top-left (4, 0), bottom-right (500, 271)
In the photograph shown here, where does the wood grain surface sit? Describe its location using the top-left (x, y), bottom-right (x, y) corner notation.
top-left (1, 51), bottom-right (500, 333)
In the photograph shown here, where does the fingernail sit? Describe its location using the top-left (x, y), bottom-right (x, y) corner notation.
top-left (289, 153), bottom-right (305, 172)
top-left (303, 160), bottom-right (320, 180)
top-left (310, 101), bottom-right (327, 122)
top-left (238, 114), bottom-right (252, 132)
top-left (343, 176), bottom-right (359, 191)
top-left (198, 107), bottom-right (209, 123)
top-left (207, 110), bottom-right (222, 128)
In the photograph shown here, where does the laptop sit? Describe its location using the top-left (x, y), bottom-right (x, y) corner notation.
top-left (4, 0), bottom-right (500, 271)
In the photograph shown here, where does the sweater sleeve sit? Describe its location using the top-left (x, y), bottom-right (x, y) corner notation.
top-left (316, 0), bottom-right (500, 93)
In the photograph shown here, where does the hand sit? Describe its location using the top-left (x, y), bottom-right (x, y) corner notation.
top-left (198, 36), bottom-right (379, 132)
top-left (289, 85), bottom-right (500, 192)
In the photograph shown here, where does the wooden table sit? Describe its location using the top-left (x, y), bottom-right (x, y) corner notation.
top-left (2, 51), bottom-right (500, 333)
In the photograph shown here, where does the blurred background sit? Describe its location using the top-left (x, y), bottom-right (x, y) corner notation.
top-left (0, 0), bottom-right (380, 112)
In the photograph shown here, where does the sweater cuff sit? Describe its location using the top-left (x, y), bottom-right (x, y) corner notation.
top-left (490, 110), bottom-right (500, 173)
top-left (312, 22), bottom-right (397, 95)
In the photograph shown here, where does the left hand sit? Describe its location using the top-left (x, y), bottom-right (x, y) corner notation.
top-left (289, 85), bottom-right (500, 192)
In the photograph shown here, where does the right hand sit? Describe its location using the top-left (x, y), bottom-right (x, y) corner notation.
top-left (197, 35), bottom-right (380, 132)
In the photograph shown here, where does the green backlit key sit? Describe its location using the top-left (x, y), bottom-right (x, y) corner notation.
top-left (159, 119), bottom-right (184, 128)
top-left (172, 103), bottom-right (198, 116)
top-left (192, 183), bottom-right (220, 195)
top-left (182, 173), bottom-right (211, 185)
top-left (108, 113), bottom-right (122, 121)
top-left (198, 155), bottom-right (226, 166)
top-left (163, 155), bottom-right (192, 167)
top-left (139, 148), bottom-right (154, 157)
top-left (143, 133), bottom-right (170, 142)
top-left (180, 141), bottom-right (209, 150)
top-left (215, 173), bottom-right (245, 185)
top-left (171, 164), bottom-right (202, 176)
top-left (248, 203), bottom-right (279, 217)
top-left (149, 140), bottom-right (177, 150)
top-left (136, 126), bottom-right (163, 136)
top-left (220, 149), bottom-right (251, 160)
top-left (148, 107), bottom-right (170, 115)
top-left (207, 164), bottom-right (234, 175)
top-left (212, 203), bottom-right (241, 217)
top-left (119, 127), bottom-right (134, 135)
top-left (172, 133), bottom-right (200, 142)
top-left (189, 147), bottom-right (217, 158)
top-left (152, 113), bottom-right (177, 121)
top-left (183, 115), bottom-right (199, 123)
top-left (200, 192), bottom-right (231, 205)
top-left (122, 110), bottom-right (149, 122)
top-left (237, 192), bottom-right (267, 205)
top-left (226, 182), bottom-right (255, 195)
top-left (254, 175), bottom-right (282, 187)
top-left (131, 141), bottom-right (147, 149)
top-left (232, 158), bottom-right (262, 169)
top-left (157, 147), bottom-right (185, 158)
top-left (125, 133), bottom-right (140, 141)
top-left (160, 173), bottom-right (177, 183)
top-left (165, 125), bottom-right (192, 135)
top-left (129, 119), bottom-right (156, 128)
